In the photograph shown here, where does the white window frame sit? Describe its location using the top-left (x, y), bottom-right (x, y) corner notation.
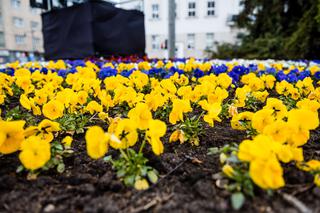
top-left (151, 35), bottom-right (160, 50)
top-left (207, 0), bottom-right (216, 16)
top-left (151, 4), bottom-right (159, 19)
top-left (206, 33), bottom-right (214, 49)
top-left (11, 0), bottom-right (21, 9)
top-left (31, 8), bottom-right (40, 15)
top-left (13, 17), bottom-right (24, 28)
top-left (187, 1), bottom-right (196, 17)
top-left (187, 34), bottom-right (195, 50)
top-left (32, 37), bottom-right (41, 49)
top-left (31, 21), bottom-right (39, 29)
top-left (15, 35), bottom-right (26, 45)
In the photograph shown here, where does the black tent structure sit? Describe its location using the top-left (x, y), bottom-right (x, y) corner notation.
top-left (41, 0), bottom-right (146, 60)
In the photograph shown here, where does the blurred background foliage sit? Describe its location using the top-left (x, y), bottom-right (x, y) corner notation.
top-left (209, 0), bottom-right (320, 59)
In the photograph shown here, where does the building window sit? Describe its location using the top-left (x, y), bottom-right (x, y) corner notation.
top-left (227, 15), bottom-right (237, 26)
top-left (13, 17), bottom-right (24, 28)
top-left (187, 34), bottom-right (195, 50)
top-left (32, 37), bottom-right (41, 50)
top-left (206, 33), bottom-right (214, 49)
top-left (11, 0), bottom-right (21, 9)
top-left (31, 21), bottom-right (39, 29)
top-left (151, 4), bottom-right (159, 19)
top-left (15, 35), bottom-right (26, 45)
top-left (0, 32), bottom-right (5, 47)
top-left (31, 8), bottom-right (40, 15)
top-left (151, 35), bottom-right (160, 50)
top-left (188, 1), bottom-right (196, 17)
top-left (207, 0), bottom-right (215, 16)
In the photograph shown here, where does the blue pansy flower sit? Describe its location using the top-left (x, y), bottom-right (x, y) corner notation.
top-left (57, 69), bottom-right (67, 78)
top-left (169, 66), bottom-right (177, 73)
top-left (175, 58), bottom-right (187, 63)
top-left (72, 60), bottom-right (86, 67)
top-left (40, 67), bottom-right (48, 74)
top-left (150, 59), bottom-right (158, 63)
top-left (141, 70), bottom-right (149, 75)
top-left (232, 65), bottom-right (249, 76)
top-left (96, 61), bottom-right (104, 68)
top-left (289, 69), bottom-right (299, 74)
top-left (297, 71), bottom-right (310, 80)
top-left (164, 72), bottom-right (174, 79)
top-left (266, 68), bottom-right (276, 75)
top-left (249, 64), bottom-right (258, 72)
top-left (194, 68), bottom-right (204, 78)
top-left (69, 68), bottom-right (77, 74)
top-left (314, 71), bottom-right (320, 80)
top-left (276, 71), bottom-right (286, 81)
top-left (160, 69), bottom-right (168, 78)
top-left (29, 68), bottom-right (37, 73)
top-left (228, 71), bottom-right (240, 84)
top-left (286, 73), bottom-right (298, 83)
top-left (257, 71), bottom-right (266, 76)
top-left (98, 67), bottom-right (117, 79)
top-left (212, 64), bottom-right (228, 75)
top-left (169, 67), bottom-right (184, 75)
top-left (148, 68), bottom-right (161, 75)
top-left (7, 68), bottom-right (14, 76)
top-left (121, 70), bottom-right (134, 77)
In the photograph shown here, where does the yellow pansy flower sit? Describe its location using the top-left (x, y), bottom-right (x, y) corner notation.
top-left (42, 100), bottom-right (64, 120)
top-left (19, 136), bottom-right (51, 170)
top-left (0, 120), bottom-right (25, 154)
top-left (85, 126), bottom-right (109, 159)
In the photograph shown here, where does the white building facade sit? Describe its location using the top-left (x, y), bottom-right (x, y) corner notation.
top-left (118, 0), bottom-right (243, 58)
top-left (0, 0), bottom-right (44, 63)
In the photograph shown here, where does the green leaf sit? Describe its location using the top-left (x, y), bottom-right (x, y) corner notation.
top-left (117, 169), bottom-right (126, 178)
top-left (16, 165), bottom-right (24, 173)
top-left (52, 157), bottom-right (60, 165)
top-left (54, 144), bottom-right (64, 151)
top-left (227, 155), bottom-right (239, 163)
top-left (57, 163), bottom-right (65, 173)
top-left (243, 179), bottom-right (255, 197)
top-left (147, 170), bottom-right (158, 184)
top-left (42, 165), bottom-right (50, 170)
top-left (231, 192), bottom-right (245, 210)
top-left (127, 148), bottom-right (137, 157)
top-left (124, 175), bottom-right (135, 186)
top-left (140, 166), bottom-right (148, 176)
top-left (208, 147), bottom-right (219, 155)
top-left (221, 145), bottom-right (231, 153)
top-left (76, 128), bottom-right (84, 134)
top-left (103, 155), bottom-right (112, 162)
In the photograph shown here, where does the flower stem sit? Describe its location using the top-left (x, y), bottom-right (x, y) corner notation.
top-left (119, 149), bottom-right (129, 161)
top-left (139, 138), bottom-right (147, 154)
top-left (196, 111), bottom-right (205, 123)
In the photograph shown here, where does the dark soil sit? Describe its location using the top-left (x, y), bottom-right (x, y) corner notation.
top-left (0, 122), bottom-right (319, 213)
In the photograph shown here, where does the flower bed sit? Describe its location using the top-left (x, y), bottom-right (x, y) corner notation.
top-left (0, 58), bottom-right (319, 212)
